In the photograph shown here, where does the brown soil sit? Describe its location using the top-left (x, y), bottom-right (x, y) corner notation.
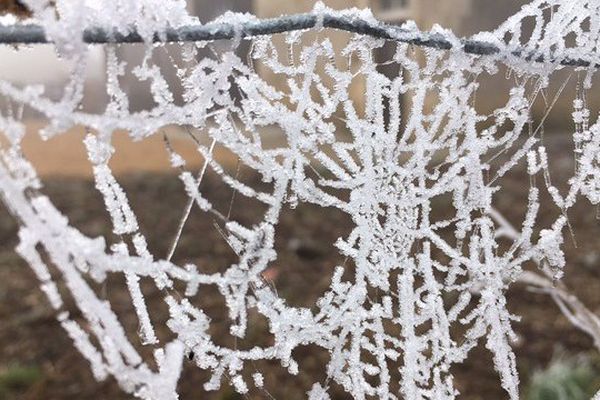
top-left (1, 132), bottom-right (600, 399)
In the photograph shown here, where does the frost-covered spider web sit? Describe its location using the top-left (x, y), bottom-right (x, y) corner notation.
top-left (1, 0), bottom-right (600, 399)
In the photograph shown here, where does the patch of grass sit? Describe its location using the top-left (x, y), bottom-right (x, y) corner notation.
top-left (524, 353), bottom-right (600, 400)
top-left (0, 364), bottom-right (42, 398)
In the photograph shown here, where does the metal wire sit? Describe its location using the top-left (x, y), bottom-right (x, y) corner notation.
top-left (0, 12), bottom-right (596, 68)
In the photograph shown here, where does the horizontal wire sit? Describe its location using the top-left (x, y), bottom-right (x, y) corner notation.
top-left (0, 12), bottom-right (597, 68)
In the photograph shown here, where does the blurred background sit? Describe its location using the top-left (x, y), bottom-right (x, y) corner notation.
top-left (2, 1), bottom-right (600, 399)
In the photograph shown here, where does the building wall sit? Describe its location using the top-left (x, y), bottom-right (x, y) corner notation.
top-left (253, 0), bottom-right (374, 118)
top-left (1, 1), bottom-right (591, 130)
top-left (254, 0), bottom-right (369, 16)
top-left (417, 0), bottom-right (595, 130)
top-left (254, 0), bottom-right (592, 131)
top-left (118, 0), bottom-right (254, 112)
top-left (0, 45), bottom-right (107, 115)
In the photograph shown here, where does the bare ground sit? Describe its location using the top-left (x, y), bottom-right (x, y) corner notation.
top-left (0, 132), bottom-right (600, 399)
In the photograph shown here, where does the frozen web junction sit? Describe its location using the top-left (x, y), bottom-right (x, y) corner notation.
top-left (1, 0), bottom-right (600, 399)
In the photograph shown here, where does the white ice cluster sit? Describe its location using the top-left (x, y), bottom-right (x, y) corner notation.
top-left (0, 1), bottom-right (600, 399)
top-left (495, 0), bottom-right (600, 66)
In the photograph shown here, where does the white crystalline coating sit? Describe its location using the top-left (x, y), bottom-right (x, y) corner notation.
top-left (91, 163), bottom-right (140, 235)
top-left (59, 314), bottom-right (110, 381)
top-left (308, 383), bottom-right (330, 400)
top-left (489, 0), bottom-right (600, 73)
top-left (252, 372), bottom-right (264, 388)
top-left (169, 153), bottom-right (186, 168)
top-left (1, 0), bottom-right (600, 399)
top-left (125, 272), bottom-right (158, 345)
top-left (0, 13), bottom-right (20, 25)
top-left (21, 0), bottom-right (193, 55)
top-left (232, 375), bottom-right (248, 394)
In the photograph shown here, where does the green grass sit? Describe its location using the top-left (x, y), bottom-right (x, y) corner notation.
top-left (524, 353), bottom-right (600, 400)
top-left (0, 365), bottom-right (42, 399)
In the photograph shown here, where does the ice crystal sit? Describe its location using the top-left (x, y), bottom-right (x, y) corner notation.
top-left (1, 0), bottom-right (600, 399)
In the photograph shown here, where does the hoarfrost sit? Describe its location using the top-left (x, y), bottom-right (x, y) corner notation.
top-left (0, 0), bottom-right (599, 399)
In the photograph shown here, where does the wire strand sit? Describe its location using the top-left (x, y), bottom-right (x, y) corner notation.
top-left (0, 12), bottom-right (597, 68)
